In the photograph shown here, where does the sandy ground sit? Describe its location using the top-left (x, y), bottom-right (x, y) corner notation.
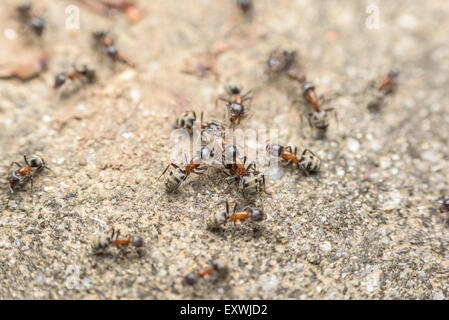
top-left (0, 0), bottom-right (448, 299)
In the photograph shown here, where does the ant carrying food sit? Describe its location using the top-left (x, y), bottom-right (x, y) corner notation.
top-left (93, 31), bottom-right (134, 66)
top-left (92, 228), bottom-right (144, 253)
top-left (17, 3), bottom-right (45, 36)
top-left (6, 155), bottom-right (52, 206)
top-left (54, 65), bottom-right (96, 89)
top-left (182, 257), bottom-right (229, 286)
top-left (266, 143), bottom-right (321, 174)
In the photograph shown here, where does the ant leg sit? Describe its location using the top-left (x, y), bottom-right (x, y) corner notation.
top-left (153, 163), bottom-right (178, 184)
top-left (216, 97), bottom-right (231, 109)
top-left (233, 202), bottom-right (238, 214)
top-left (10, 162), bottom-right (22, 170)
top-left (242, 90), bottom-right (253, 99)
top-left (30, 176), bottom-right (34, 194)
top-left (246, 161), bottom-right (256, 172)
top-left (24, 155), bottom-right (29, 166)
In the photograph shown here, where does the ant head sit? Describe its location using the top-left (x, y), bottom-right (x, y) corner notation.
top-left (267, 54), bottom-right (282, 73)
top-left (388, 69), bottom-right (399, 78)
top-left (237, 0), bottom-right (252, 12)
top-left (250, 208), bottom-right (265, 222)
top-left (106, 45), bottom-right (118, 58)
top-left (54, 73), bottom-right (67, 88)
top-left (131, 235), bottom-right (144, 247)
top-left (302, 81), bottom-right (315, 93)
top-left (29, 156), bottom-right (43, 168)
top-left (30, 17), bottom-right (45, 36)
top-left (228, 85), bottom-right (242, 95)
top-left (182, 272), bottom-right (198, 286)
top-left (266, 143), bottom-right (282, 157)
top-left (441, 198), bottom-right (449, 212)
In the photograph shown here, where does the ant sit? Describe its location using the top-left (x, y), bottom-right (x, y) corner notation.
top-left (377, 69), bottom-right (399, 94)
top-left (6, 155), bottom-right (52, 206)
top-left (366, 69), bottom-right (399, 111)
top-left (301, 82), bottom-right (336, 139)
top-left (237, 0), bottom-right (253, 14)
top-left (206, 200), bottom-right (265, 230)
top-left (54, 65), bottom-right (96, 89)
top-left (17, 3), bottom-right (45, 36)
top-left (154, 147), bottom-right (213, 193)
top-left (93, 31), bottom-right (134, 66)
top-left (223, 148), bottom-right (255, 182)
top-left (266, 144), bottom-right (321, 174)
top-left (92, 228), bottom-right (144, 253)
top-left (266, 48), bottom-right (296, 76)
top-left (217, 86), bottom-right (251, 129)
top-left (182, 258), bottom-right (229, 286)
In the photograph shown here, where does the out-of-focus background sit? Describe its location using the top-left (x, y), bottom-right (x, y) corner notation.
top-left (0, 0), bottom-right (448, 299)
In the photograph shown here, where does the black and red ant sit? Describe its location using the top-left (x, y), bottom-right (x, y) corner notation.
top-left (17, 3), bottom-right (45, 36)
top-left (6, 155), bottom-right (52, 206)
top-left (217, 85), bottom-right (252, 129)
top-left (54, 65), bottom-right (96, 89)
top-left (93, 30), bottom-right (134, 66)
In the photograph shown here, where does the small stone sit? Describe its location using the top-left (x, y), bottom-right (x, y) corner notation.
top-left (347, 138), bottom-right (360, 153)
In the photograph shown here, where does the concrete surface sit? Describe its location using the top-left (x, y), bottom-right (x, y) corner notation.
top-left (0, 0), bottom-right (448, 299)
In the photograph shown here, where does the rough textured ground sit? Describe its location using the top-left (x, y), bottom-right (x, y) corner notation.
top-left (0, 0), bottom-right (448, 299)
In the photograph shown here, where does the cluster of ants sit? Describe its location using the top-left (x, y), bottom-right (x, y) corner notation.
top-left (3, 0), bottom-right (447, 289)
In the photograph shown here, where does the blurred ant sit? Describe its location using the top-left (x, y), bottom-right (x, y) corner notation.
top-left (93, 31), bottom-right (134, 66)
top-left (266, 48), bottom-right (296, 76)
top-left (237, 0), bottom-right (253, 14)
top-left (17, 3), bottom-right (45, 36)
top-left (154, 147), bottom-right (213, 193)
top-left (266, 143), bottom-right (321, 174)
top-left (182, 258), bottom-right (229, 286)
top-left (300, 82), bottom-right (337, 139)
top-left (6, 155), bottom-right (52, 206)
top-left (92, 228), bottom-right (144, 253)
top-left (287, 68), bottom-right (306, 83)
top-left (54, 65), bottom-right (96, 89)
top-left (366, 69), bottom-right (399, 111)
top-left (377, 69), bottom-right (399, 94)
